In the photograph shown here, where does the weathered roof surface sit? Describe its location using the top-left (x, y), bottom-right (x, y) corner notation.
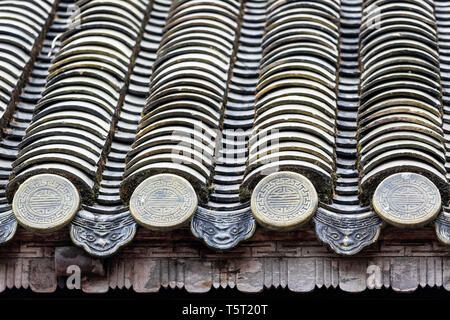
top-left (0, 0), bottom-right (448, 273)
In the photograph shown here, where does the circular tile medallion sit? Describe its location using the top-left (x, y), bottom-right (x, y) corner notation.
top-left (12, 174), bottom-right (80, 233)
top-left (373, 172), bottom-right (441, 228)
top-left (251, 171), bottom-right (318, 230)
top-left (129, 174), bottom-right (198, 231)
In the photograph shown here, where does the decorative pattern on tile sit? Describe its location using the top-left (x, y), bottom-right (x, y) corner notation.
top-left (191, 0), bottom-right (265, 249)
top-left (357, 0), bottom-right (448, 206)
top-left (121, 0), bottom-right (243, 205)
top-left (313, 0), bottom-right (382, 255)
top-left (7, 0), bottom-right (151, 204)
top-left (70, 0), bottom-right (172, 256)
top-left (0, 0), bottom-right (75, 244)
top-left (240, 0), bottom-right (340, 204)
top-left (0, 0), bottom-right (447, 255)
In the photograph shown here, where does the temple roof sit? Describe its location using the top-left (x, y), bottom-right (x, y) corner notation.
top-left (0, 0), bottom-right (449, 264)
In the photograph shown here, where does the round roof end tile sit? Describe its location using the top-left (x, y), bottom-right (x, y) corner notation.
top-left (12, 174), bottom-right (80, 233)
top-left (129, 174), bottom-right (198, 231)
top-left (373, 172), bottom-right (441, 228)
top-left (251, 171), bottom-right (318, 231)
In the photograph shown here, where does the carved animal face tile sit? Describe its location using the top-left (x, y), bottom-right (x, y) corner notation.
top-left (314, 209), bottom-right (382, 255)
top-left (316, 224), bottom-right (379, 255)
top-left (72, 226), bottom-right (134, 252)
top-left (191, 210), bottom-right (256, 250)
top-left (70, 211), bottom-right (137, 257)
top-left (0, 211), bottom-right (17, 244)
top-left (435, 212), bottom-right (450, 245)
